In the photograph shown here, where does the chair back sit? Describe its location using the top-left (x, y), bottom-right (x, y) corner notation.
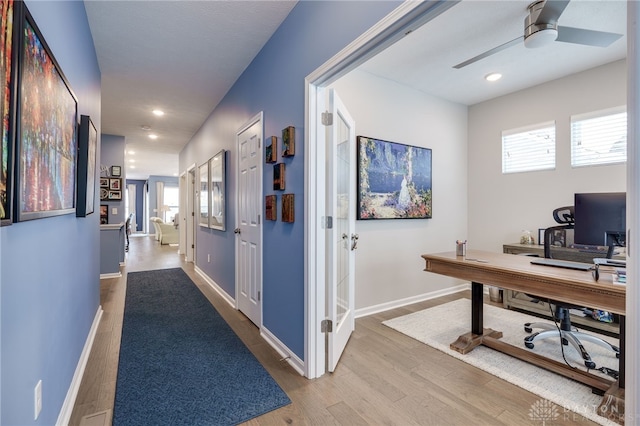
top-left (543, 225), bottom-right (613, 263)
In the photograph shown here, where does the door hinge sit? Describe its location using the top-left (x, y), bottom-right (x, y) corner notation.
top-left (322, 111), bottom-right (333, 126)
top-left (258, 291), bottom-right (261, 301)
top-left (325, 216), bottom-right (333, 229)
top-left (191, 244), bottom-right (194, 249)
top-left (258, 214), bottom-right (261, 225)
top-left (258, 138), bottom-right (261, 149)
top-left (321, 319), bottom-right (333, 333)
top-left (191, 211), bottom-right (194, 216)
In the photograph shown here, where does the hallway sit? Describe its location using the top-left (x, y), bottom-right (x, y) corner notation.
top-left (69, 235), bottom-right (597, 426)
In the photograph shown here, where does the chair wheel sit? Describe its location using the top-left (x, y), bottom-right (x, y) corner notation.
top-left (616, 353), bottom-right (620, 359)
top-left (524, 326), bottom-right (532, 333)
top-left (525, 342), bottom-right (534, 349)
top-left (562, 338), bottom-right (569, 346)
top-left (585, 361), bottom-right (596, 369)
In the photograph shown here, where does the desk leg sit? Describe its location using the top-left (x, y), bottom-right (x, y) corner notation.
top-left (597, 315), bottom-right (625, 424)
top-left (450, 282), bottom-right (502, 355)
top-left (471, 282), bottom-right (483, 335)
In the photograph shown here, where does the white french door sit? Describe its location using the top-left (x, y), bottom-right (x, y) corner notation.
top-left (326, 89), bottom-right (356, 372)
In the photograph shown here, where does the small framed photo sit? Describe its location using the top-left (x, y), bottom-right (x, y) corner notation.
top-left (109, 178), bottom-right (121, 190)
top-left (265, 195), bottom-right (276, 221)
top-left (273, 163), bottom-right (285, 191)
top-left (282, 126), bottom-right (295, 157)
top-left (111, 165), bottom-right (121, 177)
top-left (100, 205), bottom-right (108, 224)
top-left (108, 190), bottom-right (122, 200)
top-left (265, 136), bottom-right (277, 163)
top-left (282, 193), bottom-right (294, 223)
top-left (100, 178), bottom-right (109, 188)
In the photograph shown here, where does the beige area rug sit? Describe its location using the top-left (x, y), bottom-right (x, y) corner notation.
top-left (383, 299), bottom-right (620, 426)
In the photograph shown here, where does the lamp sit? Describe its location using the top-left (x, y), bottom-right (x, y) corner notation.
top-left (160, 204), bottom-right (171, 222)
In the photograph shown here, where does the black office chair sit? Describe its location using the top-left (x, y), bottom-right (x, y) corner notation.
top-left (523, 206), bottom-right (619, 369)
top-left (125, 213), bottom-right (133, 252)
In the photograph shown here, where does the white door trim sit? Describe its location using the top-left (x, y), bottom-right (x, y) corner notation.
top-left (186, 163), bottom-right (197, 263)
top-left (235, 112), bottom-right (264, 324)
top-left (303, 0), bottom-right (463, 379)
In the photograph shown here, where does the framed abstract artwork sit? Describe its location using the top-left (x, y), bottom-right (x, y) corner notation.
top-left (198, 161), bottom-right (209, 227)
top-left (282, 126), bottom-right (295, 157)
top-left (357, 136), bottom-right (432, 220)
top-left (282, 193), bottom-right (294, 223)
top-left (265, 195), bottom-right (276, 221)
top-left (1, 0), bottom-right (19, 225)
top-left (76, 115), bottom-right (97, 217)
top-left (273, 163), bottom-right (285, 191)
top-left (15, 6), bottom-right (78, 221)
top-left (209, 150), bottom-right (225, 231)
top-left (265, 136), bottom-right (277, 163)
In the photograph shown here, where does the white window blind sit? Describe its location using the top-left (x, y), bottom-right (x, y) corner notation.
top-left (502, 121), bottom-right (555, 174)
top-left (571, 107), bottom-right (626, 167)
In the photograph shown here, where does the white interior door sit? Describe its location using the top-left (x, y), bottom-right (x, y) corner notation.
top-left (327, 89), bottom-right (356, 372)
top-left (236, 113), bottom-right (263, 327)
top-left (186, 166), bottom-right (196, 262)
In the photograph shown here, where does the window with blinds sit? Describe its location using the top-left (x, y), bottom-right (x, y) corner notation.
top-left (571, 106), bottom-right (627, 167)
top-left (502, 121), bottom-right (556, 174)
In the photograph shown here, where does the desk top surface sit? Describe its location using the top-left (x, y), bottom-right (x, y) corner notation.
top-left (422, 250), bottom-right (626, 315)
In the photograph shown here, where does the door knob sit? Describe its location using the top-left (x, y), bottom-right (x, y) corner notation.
top-left (350, 233), bottom-right (359, 251)
top-left (234, 228), bottom-right (241, 234)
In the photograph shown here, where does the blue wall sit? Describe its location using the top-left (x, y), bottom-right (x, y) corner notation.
top-left (0, 1), bottom-right (101, 424)
top-left (100, 134), bottom-right (125, 224)
top-left (179, 1), bottom-right (401, 359)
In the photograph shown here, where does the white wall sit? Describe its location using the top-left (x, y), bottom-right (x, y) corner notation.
top-left (330, 70), bottom-right (468, 311)
top-left (468, 60), bottom-right (627, 253)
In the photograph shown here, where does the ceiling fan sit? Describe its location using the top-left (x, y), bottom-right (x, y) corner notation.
top-left (453, 0), bottom-right (623, 69)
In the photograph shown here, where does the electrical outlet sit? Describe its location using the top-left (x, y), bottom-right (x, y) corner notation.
top-left (207, 254), bottom-right (210, 262)
top-left (34, 380), bottom-right (42, 420)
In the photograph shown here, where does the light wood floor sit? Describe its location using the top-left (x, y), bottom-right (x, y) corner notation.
top-left (69, 235), bottom-right (598, 425)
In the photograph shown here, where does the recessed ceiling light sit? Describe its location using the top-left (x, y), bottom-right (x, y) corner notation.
top-left (141, 125), bottom-right (151, 131)
top-left (149, 134), bottom-right (158, 140)
top-left (485, 73), bottom-right (502, 82)
top-left (152, 109), bottom-right (164, 117)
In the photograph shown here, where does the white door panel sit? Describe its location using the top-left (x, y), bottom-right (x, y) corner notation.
top-left (236, 114), bottom-right (263, 326)
top-left (327, 90), bottom-right (356, 372)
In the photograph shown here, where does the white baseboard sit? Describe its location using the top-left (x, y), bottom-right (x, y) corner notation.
top-left (100, 272), bottom-right (122, 280)
top-left (194, 265), bottom-right (235, 309)
top-left (56, 306), bottom-right (103, 426)
top-left (261, 326), bottom-right (305, 376)
top-left (355, 283), bottom-right (470, 318)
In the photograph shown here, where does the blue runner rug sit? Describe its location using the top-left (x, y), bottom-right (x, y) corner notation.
top-left (113, 268), bottom-right (290, 425)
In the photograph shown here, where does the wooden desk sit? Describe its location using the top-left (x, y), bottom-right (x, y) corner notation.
top-left (421, 250), bottom-right (625, 423)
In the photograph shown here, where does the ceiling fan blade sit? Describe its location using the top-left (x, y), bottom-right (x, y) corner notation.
top-left (557, 26), bottom-right (623, 47)
top-left (453, 36), bottom-right (523, 69)
top-left (534, 0), bottom-right (570, 25)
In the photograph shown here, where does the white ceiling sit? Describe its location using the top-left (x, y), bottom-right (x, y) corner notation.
top-left (360, 0), bottom-right (626, 105)
top-left (84, 0), bottom-right (297, 180)
top-left (85, 0), bottom-right (626, 180)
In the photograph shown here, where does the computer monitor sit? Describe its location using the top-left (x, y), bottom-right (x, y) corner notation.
top-left (574, 192), bottom-right (626, 247)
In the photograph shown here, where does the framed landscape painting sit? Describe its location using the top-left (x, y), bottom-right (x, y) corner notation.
top-left (15, 7), bottom-right (78, 221)
top-left (357, 136), bottom-right (432, 220)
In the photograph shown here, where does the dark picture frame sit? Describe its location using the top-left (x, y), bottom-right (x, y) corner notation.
top-left (1, 0), bottom-right (19, 225)
top-left (273, 163), bottom-right (285, 191)
top-left (99, 177), bottom-right (108, 188)
top-left (109, 178), bottom-right (121, 190)
top-left (76, 115), bottom-right (97, 217)
top-left (357, 136), bottom-right (432, 220)
top-left (107, 190), bottom-right (121, 201)
top-left (110, 165), bottom-right (121, 177)
top-left (265, 136), bottom-right (277, 163)
top-left (209, 150), bottom-right (226, 231)
top-left (99, 204), bottom-right (108, 224)
top-left (15, 6), bottom-right (78, 221)
top-left (282, 126), bottom-right (295, 157)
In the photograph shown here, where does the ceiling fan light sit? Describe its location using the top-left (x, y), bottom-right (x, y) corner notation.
top-left (524, 28), bottom-right (558, 49)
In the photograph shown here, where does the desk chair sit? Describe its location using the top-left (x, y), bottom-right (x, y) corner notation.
top-left (125, 214), bottom-right (133, 252)
top-left (523, 207), bottom-right (620, 369)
